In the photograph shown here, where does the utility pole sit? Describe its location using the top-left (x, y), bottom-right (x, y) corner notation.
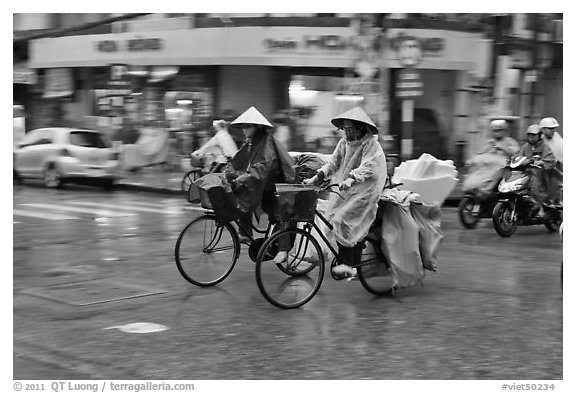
top-left (529, 13), bottom-right (540, 123)
top-left (376, 14), bottom-right (391, 150)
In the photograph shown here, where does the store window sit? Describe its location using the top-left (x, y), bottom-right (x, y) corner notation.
top-left (165, 89), bottom-right (213, 154)
top-left (287, 74), bottom-right (384, 152)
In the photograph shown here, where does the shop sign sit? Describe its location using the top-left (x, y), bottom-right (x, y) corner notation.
top-left (43, 68), bottom-right (73, 98)
top-left (388, 32), bottom-right (445, 57)
top-left (107, 64), bottom-right (131, 96)
top-left (264, 34), bottom-right (367, 53)
top-left (396, 69), bottom-right (423, 99)
top-left (13, 66), bottom-right (37, 85)
top-left (509, 45), bottom-right (553, 69)
top-left (96, 37), bottom-right (163, 53)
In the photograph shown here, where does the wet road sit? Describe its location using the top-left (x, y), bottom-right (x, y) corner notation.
top-left (13, 184), bottom-right (563, 380)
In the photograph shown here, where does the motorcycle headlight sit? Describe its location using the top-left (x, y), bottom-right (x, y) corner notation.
top-left (499, 178), bottom-right (525, 192)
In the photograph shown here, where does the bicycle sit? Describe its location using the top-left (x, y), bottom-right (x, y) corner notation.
top-left (254, 183), bottom-right (400, 309)
top-left (180, 156), bottom-right (227, 202)
top-left (180, 167), bottom-right (202, 202)
top-left (174, 184), bottom-right (303, 287)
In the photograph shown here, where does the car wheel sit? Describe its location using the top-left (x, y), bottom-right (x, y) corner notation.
top-left (44, 165), bottom-right (63, 189)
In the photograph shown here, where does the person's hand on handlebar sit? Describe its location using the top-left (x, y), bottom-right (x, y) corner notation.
top-left (339, 177), bottom-right (354, 190)
top-left (302, 170), bottom-right (325, 186)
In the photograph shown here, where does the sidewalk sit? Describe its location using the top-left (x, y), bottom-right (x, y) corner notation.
top-left (115, 164), bottom-right (466, 205)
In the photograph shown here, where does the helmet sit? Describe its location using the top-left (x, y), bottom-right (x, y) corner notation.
top-left (539, 117), bottom-right (560, 129)
top-left (526, 124), bottom-right (541, 134)
top-left (490, 119), bottom-right (508, 130)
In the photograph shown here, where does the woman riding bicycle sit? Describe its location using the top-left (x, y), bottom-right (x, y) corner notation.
top-left (303, 106), bottom-right (387, 276)
top-left (223, 107), bottom-right (296, 253)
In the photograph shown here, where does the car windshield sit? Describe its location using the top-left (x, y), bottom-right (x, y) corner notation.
top-left (69, 131), bottom-right (111, 148)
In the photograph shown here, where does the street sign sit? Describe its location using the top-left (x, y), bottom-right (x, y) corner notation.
top-left (397, 37), bottom-right (422, 68)
top-left (396, 68), bottom-right (423, 99)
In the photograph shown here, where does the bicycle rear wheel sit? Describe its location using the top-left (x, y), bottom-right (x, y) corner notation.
top-left (255, 227), bottom-right (324, 309)
top-left (356, 240), bottom-right (398, 296)
top-left (175, 214), bottom-right (240, 286)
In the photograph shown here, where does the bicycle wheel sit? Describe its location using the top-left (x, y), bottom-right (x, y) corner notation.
top-left (356, 240), bottom-right (398, 296)
top-left (174, 214), bottom-right (240, 286)
top-left (255, 227), bottom-right (324, 309)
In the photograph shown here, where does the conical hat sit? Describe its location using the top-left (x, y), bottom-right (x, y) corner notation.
top-left (231, 106), bottom-right (273, 128)
top-left (331, 106), bottom-right (379, 134)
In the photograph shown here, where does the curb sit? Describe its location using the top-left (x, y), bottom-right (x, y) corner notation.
top-left (115, 180), bottom-right (464, 206)
top-left (115, 182), bottom-right (182, 196)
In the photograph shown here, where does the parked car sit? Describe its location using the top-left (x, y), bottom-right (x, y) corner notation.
top-left (13, 127), bottom-right (120, 189)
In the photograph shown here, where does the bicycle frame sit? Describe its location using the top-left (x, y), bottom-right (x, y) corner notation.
top-left (307, 209), bottom-right (388, 272)
top-left (202, 209), bottom-right (272, 244)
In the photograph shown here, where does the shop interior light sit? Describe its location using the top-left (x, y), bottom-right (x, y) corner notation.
top-left (335, 94), bottom-right (365, 102)
top-left (165, 108), bottom-right (184, 113)
top-left (126, 70), bottom-right (149, 77)
top-left (177, 99), bottom-right (193, 106)
top-left (290, 89), bottom-right (318, 98)
top-left (289, 80), bottom-right (318, 98)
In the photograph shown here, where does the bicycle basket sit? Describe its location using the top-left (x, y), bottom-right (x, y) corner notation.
top-left (273, 184), bottom-right (319, 222)
top-left (198, 188), bottom-right (212, 209)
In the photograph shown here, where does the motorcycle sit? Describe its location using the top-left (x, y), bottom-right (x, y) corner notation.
top-left (458, 153), bottom-right (506, 229)
top-left (491, 156), bottom-right (563, 237)
top-left (458, 183), bottom-right (500, 229)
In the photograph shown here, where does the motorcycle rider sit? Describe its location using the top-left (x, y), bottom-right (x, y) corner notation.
top-left (461, 119), bottom-right (520, 202)
top-left (517, 125), bottom-right (556, 219)
top-left (539, 117), bottom-right (563, 168)
top-left (539, 117), bottom-right (563, 204)
top-left (479, 119), bottom-right (520, 158)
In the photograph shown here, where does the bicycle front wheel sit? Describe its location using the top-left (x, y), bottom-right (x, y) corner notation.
top-left (255, 227), bottom-right (324, 309)
top-left (175, 215), bottom-right (240, 286)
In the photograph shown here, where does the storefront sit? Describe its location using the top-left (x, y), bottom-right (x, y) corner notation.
top-left (29, 24), bottom-right (490, 158)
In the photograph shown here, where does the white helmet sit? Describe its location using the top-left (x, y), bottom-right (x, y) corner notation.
top-left (539, 117), bottom-right (560, 129)
top-left (490, 119), bottom-right (508, 130)
top-left (526, 124), bottom-right (541, 135)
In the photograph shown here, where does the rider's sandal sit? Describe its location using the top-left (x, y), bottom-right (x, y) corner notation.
top-left (238, 236), bottom-right (251, 245)
top-left (333, 264), bottom-right (356, 278)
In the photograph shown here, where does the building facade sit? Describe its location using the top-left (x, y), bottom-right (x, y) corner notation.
top-left (15, 13), bottom-right (563, 162)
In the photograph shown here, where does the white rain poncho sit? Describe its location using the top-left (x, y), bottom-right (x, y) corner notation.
top-left (462, 152), bottom-right (507, 199)
top-left (317, 133), bottom-right (387, 247)
top-left (545, 132), bottom-right (563, 164)
top-left (191, 129), bottom-right (238, 172)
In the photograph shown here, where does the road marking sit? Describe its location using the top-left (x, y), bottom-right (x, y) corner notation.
top-left (13, 209), bottom-right (78, 221)
top-left (104, 322), bottom-right (169, 334)
top-left (67, 201), bottom-right (181, 214)
top-left (19, 204), bottom-right (135, 217)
